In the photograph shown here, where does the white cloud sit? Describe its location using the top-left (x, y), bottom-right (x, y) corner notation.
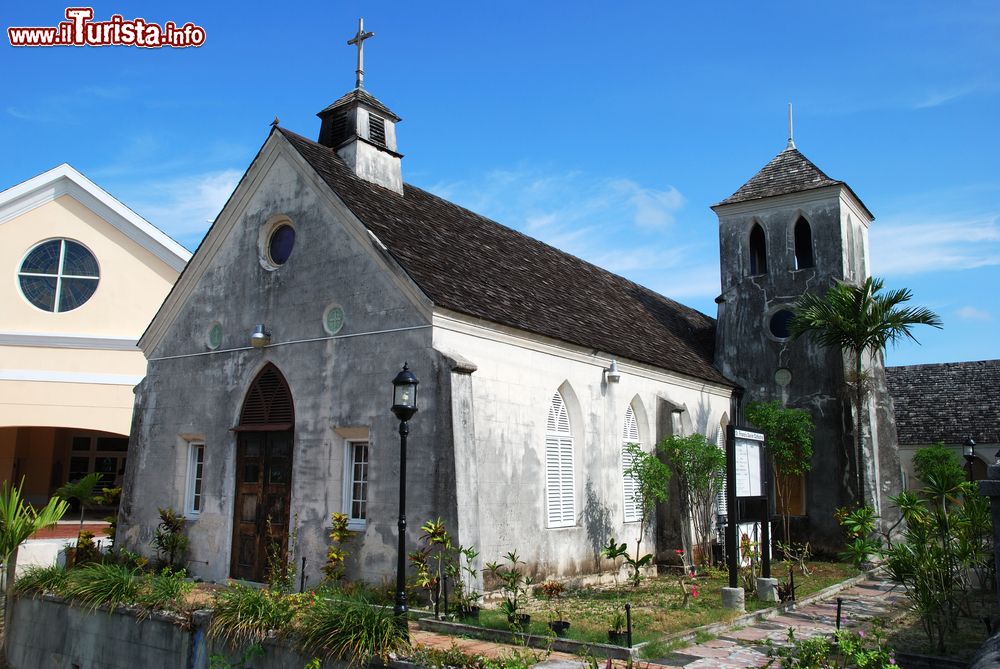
top-left (124, 169), bottom-right (242, 247)
top-left (426, 165), bottom-right (721, 303)
top-left (956, 306), bottom-right (992, 321)
top-left (870, 215), bottom-right (1000, 276)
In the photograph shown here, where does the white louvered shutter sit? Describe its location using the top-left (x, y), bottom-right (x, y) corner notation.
top-left (622, 407), bottom-right (641, 522)
top-left (546, 392), bottom-right (576, 528)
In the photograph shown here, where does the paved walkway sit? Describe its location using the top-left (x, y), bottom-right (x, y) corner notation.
top-left (407, 578), bottom-right (907, 669)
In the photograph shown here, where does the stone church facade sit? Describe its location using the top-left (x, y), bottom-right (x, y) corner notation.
top-left (119, 78), bottom-right (901, 582)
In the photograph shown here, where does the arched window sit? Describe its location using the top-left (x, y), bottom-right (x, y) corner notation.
top-left (749, 224), bottom-right (767, 275)
top-left (545, 391), bottom-right (576, 528)
top-left (794, 217), bottom-right (814, 270)
top-left (622, 406), bottom-right (641, 523)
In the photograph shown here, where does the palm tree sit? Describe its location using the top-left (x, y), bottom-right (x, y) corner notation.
top-left (791, 277), bottom-right (942, 506)
top-left (0, 479), bottom-right (69, 645)
top-left (54, 472), bottom-right (103, 545)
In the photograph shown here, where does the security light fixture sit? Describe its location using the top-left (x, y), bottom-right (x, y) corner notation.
top-left (606, 359), bottom-right (622, 384)
top-left (250, 324), bottom-right (271, 348)
top-left (964, 437), bottom-right (977, 482)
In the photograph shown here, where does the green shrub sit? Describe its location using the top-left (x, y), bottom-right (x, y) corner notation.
top-left (297, 593), bottom-right (410, 666)
top-left (63, 563), bottom-right (141, 611)
top-left (152, 507), bottom-right (189, 569)
top-left (912, 443), bottom-right (964, 487)
top-left (139, 567), bottom-right (194, 613)
top-left (13, 564), bottom-right (69, 597)
top-left (209, 582), bottom-right (294, 649)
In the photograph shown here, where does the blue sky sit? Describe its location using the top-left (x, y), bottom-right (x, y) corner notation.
top-left (2, 2), bottom-right (998, 366)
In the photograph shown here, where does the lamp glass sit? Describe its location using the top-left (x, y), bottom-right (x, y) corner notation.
top-left (393, 383), bottom-right (416, 409)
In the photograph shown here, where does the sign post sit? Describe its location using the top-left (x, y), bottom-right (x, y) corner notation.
top-left (723, 425), bottom-right (769, 609)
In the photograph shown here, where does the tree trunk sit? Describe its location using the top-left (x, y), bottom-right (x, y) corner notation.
top-left (3, 545), bottom-right (19, 656)
top-left (854, 351), bottom-right (865, 507)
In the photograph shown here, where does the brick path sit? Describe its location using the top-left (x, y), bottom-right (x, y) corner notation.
top-left (406, 578), bottom-right (907, 669)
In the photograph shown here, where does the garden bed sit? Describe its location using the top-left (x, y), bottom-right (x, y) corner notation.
top-left (417, 561), bottom-right (860, 653)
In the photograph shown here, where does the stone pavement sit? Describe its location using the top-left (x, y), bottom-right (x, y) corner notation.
top-left (406, 578), bottom-right (907, 669)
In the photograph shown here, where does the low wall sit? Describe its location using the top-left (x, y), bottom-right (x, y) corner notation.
top-left (5, 595), bottom-right (347, 669)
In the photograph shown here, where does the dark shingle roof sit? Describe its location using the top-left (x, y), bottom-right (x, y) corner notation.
top-left (317, 88), bottom-right (400, 121)
top-left (715, 145), bottom-right (873, 219)
top-left (887, 360), bottom-right (1000, 445)
top-left (718, 146), bottom-right (840, 205)
top-left (277, 127), bottom-right (731, 387)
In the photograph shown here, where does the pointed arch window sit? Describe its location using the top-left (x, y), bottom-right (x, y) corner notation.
top-left (749, 224), bottom-right (768, 275)
top-left (236, 364), bottom-right (294, 431)
top-left (622, 406), bottom-right (642, 523)
top-left (794, 217), bottom-right (814, 270)
top-left (545, 391), bottom-right (576, 528)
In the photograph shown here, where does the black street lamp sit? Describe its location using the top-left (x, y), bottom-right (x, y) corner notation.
top-left (964, 437), bottom-right (977, 482)
top-left (390, 363), bottom-right (419, 629)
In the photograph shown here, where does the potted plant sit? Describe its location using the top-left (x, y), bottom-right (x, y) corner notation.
top-left (608, 609), bottom-right (627, 645)
top-left (539, 580), bottom-right (570, 636)
top-left (485, 551), bottom-right (533, 630)
top-left (455, 545), bottom-right (482, 619)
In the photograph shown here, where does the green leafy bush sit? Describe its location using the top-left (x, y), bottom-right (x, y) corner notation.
top-left (209, 582), bottom-right (295, 648)
top-left (152, 507), bottom-right (189, 569)
top-left (62, 563), bottom-right (141, 611)
top-left (139, 567), bottom-right (194, 613)
top-left (13, 564), bottom-right (69, 597)
top-left (764, 622), bottom-right (895, 668)
top-left (297, 593), bottom-right (410, 666)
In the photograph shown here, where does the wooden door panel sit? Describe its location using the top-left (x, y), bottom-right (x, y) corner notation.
top-left (231, 431), bottom-right (292, 582)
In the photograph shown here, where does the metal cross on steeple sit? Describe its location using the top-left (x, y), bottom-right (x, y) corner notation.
top-left (347, 18), bottom-right (375, 89)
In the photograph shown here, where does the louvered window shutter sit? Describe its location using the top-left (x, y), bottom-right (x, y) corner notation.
top-left (622, 407), bottom-right (642, 522)
top-left (545, 392), bottom-right (576, 528)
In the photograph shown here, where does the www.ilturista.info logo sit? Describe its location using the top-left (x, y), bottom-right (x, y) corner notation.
top-left (8, 8), bottom-right (205, 48)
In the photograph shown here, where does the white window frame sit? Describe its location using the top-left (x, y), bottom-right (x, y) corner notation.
top-left (545, 391), bottom-right (576, 528)
top-left (622, 406), bottom-right (641, 523)
top-left (184, 441), bottom-right (205, 518)
top-left (343, 440), bottom-right (369, 530)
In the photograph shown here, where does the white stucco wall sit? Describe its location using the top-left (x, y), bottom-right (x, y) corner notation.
top-left (433, 310), bottom-right (733, 579)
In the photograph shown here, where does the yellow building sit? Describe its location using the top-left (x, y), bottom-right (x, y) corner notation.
top-left (0, 164), bottom-right (189, 505)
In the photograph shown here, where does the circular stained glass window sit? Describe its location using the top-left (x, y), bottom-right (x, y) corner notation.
top-left (18, 239), bottom-right (99, 312)
top-left (268, 225), bottom-right (295, 265)
top-left (769, 309), bottom-right (794, 339)
top-left (324, 306), bottom-right (345, 334)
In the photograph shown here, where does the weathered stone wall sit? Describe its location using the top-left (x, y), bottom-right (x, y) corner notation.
top-left (5, 595), bottom-right (348, 669)
top-left (713, 188), bottom-right (903, 551)
top-left (118, 148), bottom-right (448, 586)
top-left (433, 314), bottom-right (733, 576)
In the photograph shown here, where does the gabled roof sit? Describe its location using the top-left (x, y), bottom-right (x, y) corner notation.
top-left (277, 127), bottom-right (731, 387)
top-left (317, 88), bottom-right (401, 122)
top-left (715, 145), bottom-right (873, 219)
top-left (0, 164), bottom-right (191, 272)
top-left (887, 360), bottom-right (1000, 445)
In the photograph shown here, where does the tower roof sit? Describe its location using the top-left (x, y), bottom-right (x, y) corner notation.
top-left (317, 88), bottom-right (400, 122)
top-left (718, 146), bottom-right (840, 205)
top-left (715, 146), bottom-right (872, 218)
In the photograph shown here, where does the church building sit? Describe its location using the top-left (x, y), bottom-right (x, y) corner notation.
top-left (118, 26), bottom-right (900, 583)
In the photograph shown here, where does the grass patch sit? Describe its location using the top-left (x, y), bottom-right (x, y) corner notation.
top-left (209, 582), bottom-right (295, 648)
top-left (694, 631), bottom-right (716, 643)
top-left (456, 561), bottom-right (859, 645)
top-left (13, 564), bottom-right (69, 597)
top-left (638, 638), bottom-right (689, 658)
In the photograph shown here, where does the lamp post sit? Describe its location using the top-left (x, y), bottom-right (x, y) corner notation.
top-left (390, 363), bottom-right (418, 630)
top-left (964, 437), bottom-right (977, 482)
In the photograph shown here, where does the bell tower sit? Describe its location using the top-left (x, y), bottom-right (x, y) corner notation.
top-left (712, 128), bottom-right (902, 550)
top-left (316, 18), bottom-right (404, 194)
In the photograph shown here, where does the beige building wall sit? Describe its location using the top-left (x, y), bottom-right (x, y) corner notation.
top-left (0, 165), bottom-right (189, 503)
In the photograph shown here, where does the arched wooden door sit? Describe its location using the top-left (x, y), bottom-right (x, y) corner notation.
top-left (231, 364), bottom-right (294, 581)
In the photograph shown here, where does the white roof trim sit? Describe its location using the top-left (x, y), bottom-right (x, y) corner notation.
top-left (0, 369), bottom-right (143, 386)
top-left (0, 163), bottom-right (191, 272)
top-left (0, 331), bottom-right (138, 351)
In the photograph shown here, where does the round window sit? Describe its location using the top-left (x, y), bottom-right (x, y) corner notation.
top-left (207, 322), bottom-right (223, 350)
top-left (769, 309), bottom-right (794, 339)
top-left (324, 306), bottom-right (345, 334)
top-left (18, 239), bottom-right (99, 312)
top-left (268, 225), bottom-right (295, 265)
